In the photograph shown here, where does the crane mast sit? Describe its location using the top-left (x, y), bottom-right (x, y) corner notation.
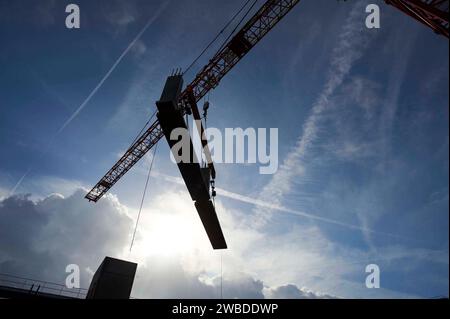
top-left (85, 0), bottom-right (301, 202)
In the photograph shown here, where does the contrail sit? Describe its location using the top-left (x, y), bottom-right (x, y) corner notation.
top-left (153, 172), bottom-right (410, 240)
top-left (9, 167), bottom-right (32, 196)
top-left (216, 187), bottom-right (410, 240)
top-left (57, 0), bottom-right (170, 134)
top-left (252, 2), bottom-right (374, 231)
top-left (9, 1), bottom-right (170, 196)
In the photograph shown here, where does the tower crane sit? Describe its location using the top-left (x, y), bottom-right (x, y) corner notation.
top-left (85, 0), bottom-right (447, 251)
top-left (85, 0), bottom-right (301, 249)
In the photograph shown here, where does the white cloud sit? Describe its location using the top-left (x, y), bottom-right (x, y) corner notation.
top-left (0, 189), bottom-right (133, 288)
top-left (0, 186), bottom-right (8, 200)
top-left (2, 181), bottom-right (442, 298)
top-left (27, 176), bottom-right (85, 199)
top-left (340, 76), bottom-right (381, 119)
top-left (0, 187), bottom-right (326, 298)
top-left (131, 39), bottom-right (147, 58)
top-left (264, 284), bottom-right (335, 299)
top-left (122, 190), bottom-right (351, 298)
top-left (103, 1), bottom-right (138, 28)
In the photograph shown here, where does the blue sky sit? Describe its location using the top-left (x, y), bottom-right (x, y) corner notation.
top-left (0, 0), bottom-right (448, 298)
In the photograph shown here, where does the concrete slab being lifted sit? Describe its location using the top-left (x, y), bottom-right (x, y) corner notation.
top-left (156, 75), bottom-right (227, 250)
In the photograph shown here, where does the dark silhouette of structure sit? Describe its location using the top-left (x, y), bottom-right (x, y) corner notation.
top-left (86, 257), bottom-right (137, 299)
top-left (156, 74), bottom-right (227, 249)
top-left (0, 273), bottom-right (87, 299)
top-left (0, 258), bottom-right (137, 299)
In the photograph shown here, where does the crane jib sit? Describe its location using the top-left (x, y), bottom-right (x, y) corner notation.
top-left (85, 0), bottom-right (301, 205)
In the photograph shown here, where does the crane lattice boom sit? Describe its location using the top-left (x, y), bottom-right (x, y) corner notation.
top-left (86, 0), bottom-right (301, 202)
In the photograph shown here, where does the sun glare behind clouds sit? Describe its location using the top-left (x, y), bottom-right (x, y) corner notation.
top-left (128, 192), bottom-right (212, 258)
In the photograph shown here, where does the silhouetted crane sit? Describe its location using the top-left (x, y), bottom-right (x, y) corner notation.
top-left (86, 0), bottom-right (448, 250)
top-left (85, 0), bottom-right (301, 249)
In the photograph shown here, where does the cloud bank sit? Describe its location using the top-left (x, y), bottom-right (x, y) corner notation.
top-left (0, 189), bottom-right (332, 299)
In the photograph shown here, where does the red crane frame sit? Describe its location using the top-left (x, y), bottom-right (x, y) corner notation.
top-left (85, 0), bottom-right (301, 202)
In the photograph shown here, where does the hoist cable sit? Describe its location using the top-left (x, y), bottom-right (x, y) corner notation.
top-left (183, 0), bottom-right (256, 76)
top-left (129, 143), bottom-right (158, 252)
top-left (215, 0), bottom-right (259, 54)
top-left (220, 250), bottom-right (223, 299)
top-left (129, 110), bottom-right (157, 149)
